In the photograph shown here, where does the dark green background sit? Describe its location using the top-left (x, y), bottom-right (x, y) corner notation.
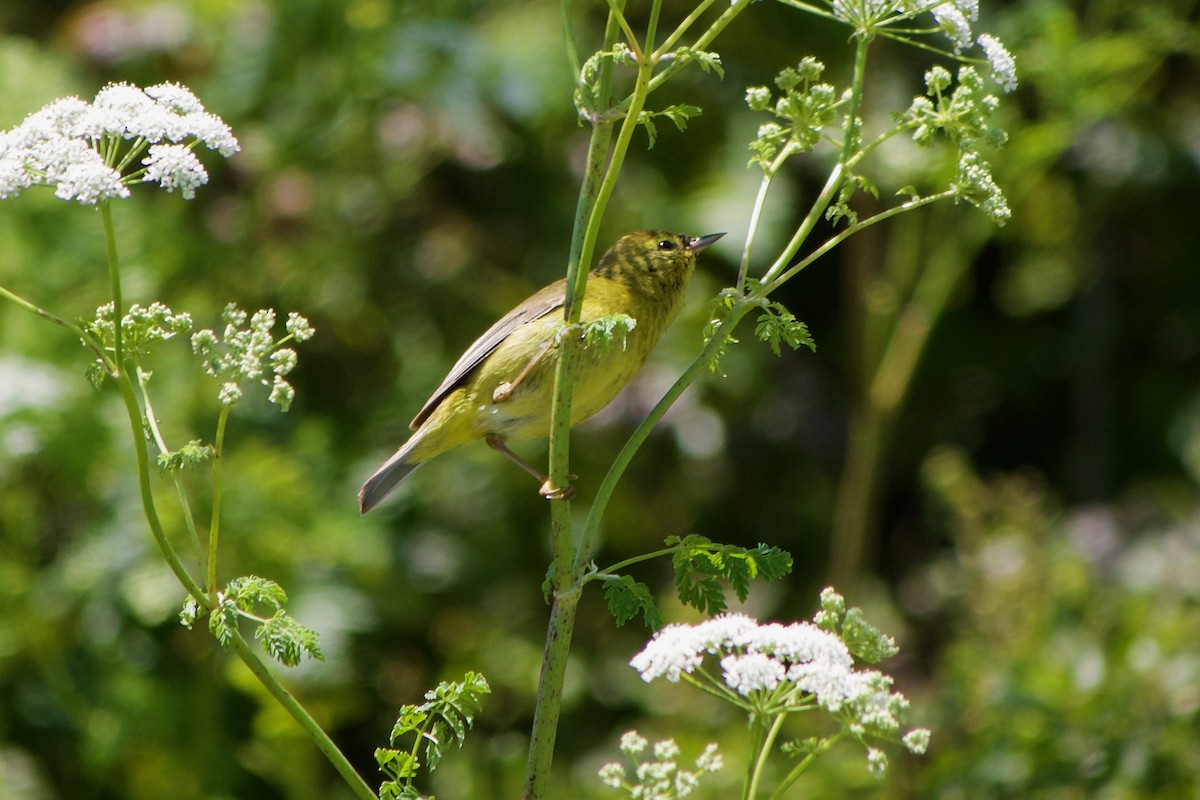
top-left (1, 1), bottom-right (1198, 797)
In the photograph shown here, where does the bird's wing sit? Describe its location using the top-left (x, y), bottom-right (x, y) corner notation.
top-left (409, 279), bottom-right (568, 430)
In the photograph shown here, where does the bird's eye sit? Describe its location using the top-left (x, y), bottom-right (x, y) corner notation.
top-left (657, 239), bottom-right (676, 251)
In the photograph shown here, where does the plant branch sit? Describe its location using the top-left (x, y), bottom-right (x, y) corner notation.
top-left (207, 406), bottom-right (231, 604)
top-left (137, 368), bottom-right (205, 562)
top-left (0, 282), bottom-right (112, 370)
top-left (227, 630), bottom-right (378, 800)
top-left (580, 299), bottom-right (755, 568)
top-left (100, 202), bottom-right (124, 375)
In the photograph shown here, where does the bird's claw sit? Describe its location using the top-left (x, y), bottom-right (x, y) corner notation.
top-left (493, 382), bottom-right (514, 403)
top-left (539, 478), bottom-right (577, 501)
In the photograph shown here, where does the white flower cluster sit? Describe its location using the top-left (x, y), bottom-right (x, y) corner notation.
top-left (632, 612), bottom-right (875, 710)
top-left (88, 301), bottom-right (193, 353)
top-left (598, 730), bottom-right (722, 799)
top-left (191, 303), bottom-right (315, 411)
top-left (825, 0), bottom-right (1016, 92)
top-left (0, 82), bottom-right (238, 204)
top-left (630, 595), bottom-right (932, 777)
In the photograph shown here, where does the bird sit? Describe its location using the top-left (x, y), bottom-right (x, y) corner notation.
top-left (357, 229), bottom-right (725, 514)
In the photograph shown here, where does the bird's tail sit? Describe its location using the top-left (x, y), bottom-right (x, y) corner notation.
top-left (358, 430), bottom-right (426, 515)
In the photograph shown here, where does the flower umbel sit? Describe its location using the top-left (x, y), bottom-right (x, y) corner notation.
top-left (192, 303), bottom-right (315, 411)
top-left (599, 731), bottom-right (722, 798)
top-left (629, 588), bottom-right (930, 782)
top-left (0, 81), bottom-right (238, 205)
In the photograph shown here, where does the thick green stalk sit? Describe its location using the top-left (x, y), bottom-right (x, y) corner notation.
top-left (525, 5), bottom-right (625, 795)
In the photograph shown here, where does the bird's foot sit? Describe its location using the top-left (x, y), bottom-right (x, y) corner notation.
top-left (492, 382), bottom-right (514, 403)
top-left (539, 479), bottom-right (576, 501)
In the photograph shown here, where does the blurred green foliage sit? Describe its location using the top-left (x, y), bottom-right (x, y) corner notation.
top-left (1, 0), bottom-right (1198, 798)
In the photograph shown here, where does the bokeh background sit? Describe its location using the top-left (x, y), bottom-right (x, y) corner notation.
top-left (2, 1), bottom-right (1199, 798)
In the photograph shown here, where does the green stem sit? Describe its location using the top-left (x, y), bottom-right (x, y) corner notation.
top-left (0, 283), bottom-right (112, 371)
top-left (100, 202), bottom-right (124, 375)
top-left (207, 405), bottom-right (231, 604)
top-left (745, 713), bottom-right (788, 800)
top-left (736, 142), bottom-right (797, 290)
top-left (758, 38), bottom-right (871, 288)
top-left (764, 189), bottom-right (955, 294)
top-left (580, 300), bottom-right (755, 567)
top-left (652, 0), bottom-right (718, 58)
top-left (114, 368), bottom-right (207, 601)
top-left (227, 631), bottom-right (378, 800)
top-left (766, 731), bottom-right (845, 800)
top-left (643, 0), bottom-right (754, 97)
top-left (592, 546), bottom-right (676, 577)
top-left (525, 6), bottom-right (625, 795)
top-left (138, 368), bottom-right (206, 564)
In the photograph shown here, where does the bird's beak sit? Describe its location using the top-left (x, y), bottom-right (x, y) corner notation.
top-left (688, 232), bottom-right (726, 253)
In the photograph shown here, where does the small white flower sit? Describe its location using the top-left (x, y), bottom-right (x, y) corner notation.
top-left (142, 144), bottom-right (208, 199)
top-left (635, 759), bottom-right (674, 783)
top-left (953, 0), bottom-right (979, 22)
top-left (978, 34), bottom-right (1018, 92)
top-left (43, 139), bottom-right (129, 204)
top-left (218, 382), bottom-right (242, 406)
top-left (721, 652), bottom-right (785, 696)
top-left (271, 348), bottom-right (298, 376)
top-left (630, 623), bottom-right (705, 682)
top-left (269, 375), bottom-right (296, 410)
top-left (145, 82), bottom-right (205, 114)
top-left (903, 728), bottom-right (932, 754)
top-left (932, 3), bottom-right (972, 51)
top-left (598, 762), bottom-right (625, 788)
top-left (674, 770), bottom-right (699, 796)
top-left (185, 111), bottom-right (240, 156)
top-left (653, 739), bottom-right (680, 761)
top-left (694, 743), bottom-right (722, 773)
top-left (286, 312), bottom-right (316, 342)
top-left (866, 747), bottom-right (888, 778)
top-left (619, 730), bottom-right (649, 755)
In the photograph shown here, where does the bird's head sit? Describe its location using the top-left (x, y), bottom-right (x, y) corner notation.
top-left (594, 230), bottom-right (725, 296)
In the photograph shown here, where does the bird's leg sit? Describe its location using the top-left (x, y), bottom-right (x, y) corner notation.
top-left (492, 339), bottom-right (555, 404)
top-left (485, 434), bottom-right (576, 500)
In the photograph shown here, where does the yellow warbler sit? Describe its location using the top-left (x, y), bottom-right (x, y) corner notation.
top-left (358, 229), bottom-right (724, 514)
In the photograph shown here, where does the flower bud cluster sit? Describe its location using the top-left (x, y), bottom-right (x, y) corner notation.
top-left (598, 730), bottom-right (722, 798)
top-left (191, 303), bottom-right (315, 411)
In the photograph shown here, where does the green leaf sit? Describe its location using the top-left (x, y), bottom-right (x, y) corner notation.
top-left (755, 302), bottom-right (815, 357)
top-left (257, 610), bottom-right (325, 667)
top-left (157, 439), bottom-right (213, 473)
top-left (85, 361), bottom-right (107, 389)
top-left (676, 47), bottom-right (724, 78)
top-left (580, 313), bottom-right (637, 350)
top-left (704, 289), bottom-right (741, 374)
top-left (603, 575), bottom-right (663, 629)
top-left (670, 535), bottom-right (794, 614)
top-left (385, 672), bottom-right (490, 787)
top-left (636, 104), bottom-right (701, 149)
top-left (225, 575), bottom-right (288, 612)
top-left (840, 607), bottom-right (899, 664)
